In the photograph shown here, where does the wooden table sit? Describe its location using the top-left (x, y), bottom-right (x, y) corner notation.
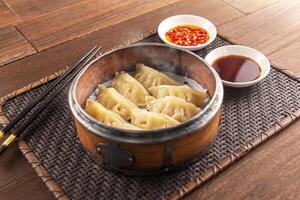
top-left (0, 0), bottom-right (300, 199)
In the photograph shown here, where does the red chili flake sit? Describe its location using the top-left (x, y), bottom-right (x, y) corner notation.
top-left (166, 25), bottom-right (210, 46)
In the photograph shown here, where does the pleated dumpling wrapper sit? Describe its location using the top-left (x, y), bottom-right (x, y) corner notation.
top-left (145, 96), bottom-right (200, 122)
top-left (148, 85), bottom-right (209, 107)
top-left (85, 100), bottom-right (141, 130)
top-left (134, 63), bottom-right (179, 91)
top-left (131, 108), bottom-right (179, 130)
top-left (97, 86), bottom-right (138, 121)
top-left (111, 71), bottom-right (149, 107)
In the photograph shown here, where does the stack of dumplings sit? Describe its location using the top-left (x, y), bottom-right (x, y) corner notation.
top-left (85, 64), bottom-right (209, 130)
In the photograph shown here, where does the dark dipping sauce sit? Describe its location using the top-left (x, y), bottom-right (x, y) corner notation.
top-left (212, 55), bottom-right (261, 82)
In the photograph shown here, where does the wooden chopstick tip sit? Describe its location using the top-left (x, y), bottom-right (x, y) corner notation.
top-left (0, 131), bottom-right (3, 140)
top-left (0, 45), bottom-right (102, 156)
top-left (0, 133), bottom-right (16, 156)
top-left (2, 134), bottom-right (16, 146)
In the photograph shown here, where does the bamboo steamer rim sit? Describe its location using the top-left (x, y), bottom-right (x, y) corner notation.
top-left (69, 43), bottom-right (223, 144)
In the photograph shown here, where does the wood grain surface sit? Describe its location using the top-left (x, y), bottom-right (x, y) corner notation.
top-left (3, 0), bottom-right (84, 21)
top-left (0, 171), bottom-right (54, 200)
top-left (223, 0), bottom-right (282, 14)
top-left (219, 0), bottom-right (300, 56)
top-left (269, 40), bottom-right (300, 76)
top-left (0, 0), bottom-right (300, 199)
top-left (0, 26), bottom-right (36, 66)
top-left (0, 143), bottom-right (33, 188)
top-left (0, 1), bottom-right (20, 28)
top-left (0, 0), bottom-right (242, 97)
top-left (17, 0), bottom-right (182, 51)
top-left (219, 0), bottom-right (299, 39)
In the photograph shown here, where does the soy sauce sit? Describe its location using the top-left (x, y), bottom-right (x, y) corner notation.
top-left (212, 55), bottom-right (261, 82)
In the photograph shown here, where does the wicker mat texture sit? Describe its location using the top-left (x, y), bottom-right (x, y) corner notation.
top-left (2, 35), bottom-right (300, 200)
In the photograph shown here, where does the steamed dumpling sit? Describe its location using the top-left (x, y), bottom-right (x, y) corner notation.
top-left (131, 109), bottom-right (179, 130)
top-left (85, 100), bottom-right (141, 130)
top-left (134, 64), bottom-right (179, 91)
top-left (110, 71), bottom-right (149, 107)
top-left (97, 86), bottom-right (138, 120)
top-left (148, 85), bottom-right (209, 107)
top-left (145, 96), bottom-right (200, 122)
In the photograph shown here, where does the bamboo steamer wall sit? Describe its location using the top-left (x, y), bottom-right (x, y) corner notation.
top-left (75, 111), bottom-right (220, 170)
top-left (69, 44), bottom-right (223, 174)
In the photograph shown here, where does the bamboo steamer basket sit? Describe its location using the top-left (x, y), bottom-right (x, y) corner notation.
top-left (69, 43), bottom-right (223, 175)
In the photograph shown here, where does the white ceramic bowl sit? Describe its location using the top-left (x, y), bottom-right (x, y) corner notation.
top-left (204, 45), bottom-right (270, 87)
top-left (158, 15), bottom-right (217, 51)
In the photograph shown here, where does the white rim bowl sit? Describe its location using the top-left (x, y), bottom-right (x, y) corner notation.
top-left (204, 45), bottom-right (271, 88)
top-left (158, 15), bottom-right (217, 51)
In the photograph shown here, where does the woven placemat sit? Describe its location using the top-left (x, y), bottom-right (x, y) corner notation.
top-left (1, 35), bottom-right (300, 200)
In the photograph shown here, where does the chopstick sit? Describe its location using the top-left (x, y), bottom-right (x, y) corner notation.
top-left (0, 46), bottom-right (99, 140)
top-left (0, 46), bottom-right (102, 155)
